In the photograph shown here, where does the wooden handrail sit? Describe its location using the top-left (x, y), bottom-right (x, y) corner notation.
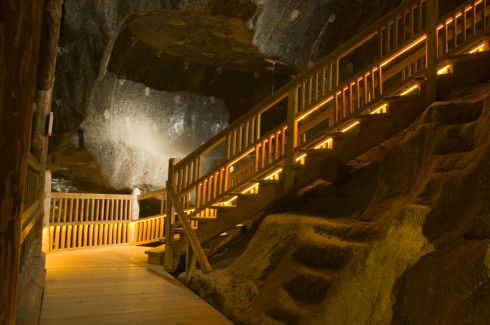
top-left (51, 192), bottom-right (132, 200)
top-left (27, 152), bottom-right (42, 171)
top-left (137, 188), bottom-right (167, 201)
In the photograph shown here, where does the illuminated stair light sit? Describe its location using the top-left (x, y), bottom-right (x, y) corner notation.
top-left (297, 96), bottom-right (334, 121)
top-left (342, 121), bottom-right (360, 133)
top-left (381, 35), bottom-right (427, 67)
top-left (370, 104), bottom-right (388, 114)
top-left (242, 183), bottom-right (259, 194)
top-left (437, 65), bottom-right (451, 75)
top-left (315, 138), bottom-right (333, 149)
top-left (400, 84), bottom-right (419, 96)
top-left (229, 148), bottom-right (255, 166)
top-left (219, 196), bottom-right (238, 206)
top-left (265, 168), bottom-right (283, 180)
top-left (469, 43), bottom-right (485, 53)
top-left (295, 154), bottom-right (307, 162)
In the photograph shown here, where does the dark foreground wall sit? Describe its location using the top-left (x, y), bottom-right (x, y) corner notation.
top-left (0, 0), bottom-right (44, 323)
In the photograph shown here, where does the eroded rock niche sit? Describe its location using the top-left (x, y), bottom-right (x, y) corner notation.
top-left (82, 72), bottom-right (229, 190)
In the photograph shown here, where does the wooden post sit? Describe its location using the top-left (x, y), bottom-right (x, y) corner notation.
top-left (165, 158), bottom-right (175, 241)
top-left (285, 87), bottom-right (299, 191)
top-left (426, 0), bottom-right (438, 104)
top-left (42, 170), bottom-right (52, 253)
top-left (164, 158), bottom-right (176, 270)
top-left (167, 185), bottom-right (212, 273)
top-left (131, 188), bottom-right (140, 221)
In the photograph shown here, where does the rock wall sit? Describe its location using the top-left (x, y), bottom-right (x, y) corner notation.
top-left (188, 82), bottom-right (490, 324)
top-left (82, 72), bottom-right (229, 189)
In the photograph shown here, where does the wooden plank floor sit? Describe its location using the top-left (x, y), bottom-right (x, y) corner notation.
top-left (40, 246), bottom-right (232, 325)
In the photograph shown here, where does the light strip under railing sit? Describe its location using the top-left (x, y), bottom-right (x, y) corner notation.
top-left (297, 96), bottom-right (334, 122)
top-left (437, 65), bottom-right (451, 74)
top-left (380, 35), bottom-right (427, 67)
top-left (370, 104), bottom-right (388, 114)
top-left (341, 121), bottom-right (360, 133)
top-left (469, 43), bottom-right (485, 53)
top-left (400, 84), bottom-right (420, 96)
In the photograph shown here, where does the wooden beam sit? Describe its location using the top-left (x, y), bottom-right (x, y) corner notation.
top-left (166, 185), bottom-right (212, 274)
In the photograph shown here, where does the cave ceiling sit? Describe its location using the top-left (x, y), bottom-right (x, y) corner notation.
top-left (107, 9), bottom-right (294, 120)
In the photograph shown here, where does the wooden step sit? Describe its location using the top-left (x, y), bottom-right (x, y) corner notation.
top-left (188, 216), bottom-right (217, 222)
top-left (356, 112), bottom-right (389, 120)
top-left (383, 93), bottom-right (420, 102)
top-left (172, 226), bottom-right (197, 234)
top-left (210, 205), bottom-right (236, 211)
top-left (446, 48), bottom-right (490, 64)
top-left (324, 130), bottom-right (360, 138)
top-left (253, 178), bottom-right (281, 184)
top-left (296, 148), bottom-right (333, 154)
top-left (145, 245), bottom-right (165, 265)
top-left (228, 192), bottom-right (258, 198)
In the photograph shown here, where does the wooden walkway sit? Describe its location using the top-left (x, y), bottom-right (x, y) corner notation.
top-left (40, 246), bottom-right (232, 325)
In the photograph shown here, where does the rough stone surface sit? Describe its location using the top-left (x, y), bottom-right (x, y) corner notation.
top-left (188, 82), bottom-right (490, 324)
top-left (82, 72), bottom-right (229, 190)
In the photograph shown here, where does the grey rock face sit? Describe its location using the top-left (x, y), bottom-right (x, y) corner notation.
top-left (82, 72), bottom-right (228, 189)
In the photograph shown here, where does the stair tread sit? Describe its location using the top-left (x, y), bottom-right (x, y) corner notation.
top-left (210, 205), bottom-right (236, 209)
top-left (229, 192), bottom-right (258, 197)
top-left (356, 112), bottom-right (389, 120)
top-left (172, 226), bottom-right (198, 233)
top-left (252, 178), bottom-right (281, 184)
top-left (447, 49), bottom-right (489, 61)
top-left (296, 148), bottom-right (333, 154)
top-left (188, 216), bottom-right (217, 221)
top-left (384, 93), bottom-right (420, 101)
top-left (324, 130), bottom-right (359, 138)
top-left (145, 245), bottom-right (166, 255)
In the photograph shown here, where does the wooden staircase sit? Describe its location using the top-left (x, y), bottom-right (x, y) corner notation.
top-left (145, 0), bottom-right (490, 276)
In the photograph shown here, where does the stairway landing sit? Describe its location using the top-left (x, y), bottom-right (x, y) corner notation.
top-left (40, 246), bottom-right (231, 325)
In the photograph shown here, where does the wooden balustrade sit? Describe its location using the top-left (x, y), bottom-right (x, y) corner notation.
top-left (50, 193), bottom-right (132, 223)
top-left (168, 0), bottom-right (489, 226)
top-left (48, 190), bottom-right (172, 251)
top-left (49, 221), bottom-right (131, 250)
top-left (20, 154), bottom-right (43, 272)
top-left (48, 193), bottom-right (133, 251)
top-left (132, 215), bottom-right (166, 245)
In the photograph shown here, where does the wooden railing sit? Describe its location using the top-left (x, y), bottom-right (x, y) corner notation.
top-left (48, 193), bottom-right (133, 250)
top-left (47, 189), bottom-right (175, 250)
top-left (168, 0), bottom-right (489, 222)
top-left (19, 154), bottom-right (43, 273)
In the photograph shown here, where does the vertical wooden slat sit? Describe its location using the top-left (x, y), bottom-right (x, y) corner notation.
top-left (60, 226), bottom-right (66, 249)
top-left (57, 198), bottom-right (63, 223)
top-left (89, 224), bottom-right (94, 246)
top-left (238, 125), bottom-right (243, 152)
top-left (66, 225), bottom-right (72, 249)
top-left (108, 223), bottom-right (114, 245)
top-left (89, 199), bottom-right (94, 222)
top-left (77, 225), bottom-right (83, 248)
top-left (68, 199), bottom-right (73, 223)
top-left (54, 226), bottom-right (60, 250)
